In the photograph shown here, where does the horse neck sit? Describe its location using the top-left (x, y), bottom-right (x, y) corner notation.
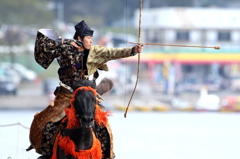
top-left (63, 127), bottom-right (93, 150)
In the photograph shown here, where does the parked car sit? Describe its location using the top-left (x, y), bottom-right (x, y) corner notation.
top-left (0, 80), bottom-right (17, 95)
top-left (0, 62), bottom-right (37, 82)
top-left (1, 68), bottom-right (21, 85)
top-left (0, 68), bottom-right (19, 95)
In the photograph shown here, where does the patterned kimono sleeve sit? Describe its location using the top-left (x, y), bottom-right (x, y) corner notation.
top-left (34, 30), bottom-right (76, 69)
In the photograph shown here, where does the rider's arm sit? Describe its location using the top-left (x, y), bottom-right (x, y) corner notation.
top-left (89, 45), bottom-right (136, 64)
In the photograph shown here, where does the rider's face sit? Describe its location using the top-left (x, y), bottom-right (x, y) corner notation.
top-left (78, 36), bottom-right (93, 50)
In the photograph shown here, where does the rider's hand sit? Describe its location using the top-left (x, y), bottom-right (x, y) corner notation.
top-left (134, 44), bottom-right (144, 53)
top-left (77, 46), bottom-right (84, 52)
top-left (70, 41), bottom-right (84, 52)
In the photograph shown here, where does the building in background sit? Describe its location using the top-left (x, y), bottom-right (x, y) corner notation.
top-left (126, 7), bottom-right (240, 93)
top-left (134, 7), bottom-right (240, 51)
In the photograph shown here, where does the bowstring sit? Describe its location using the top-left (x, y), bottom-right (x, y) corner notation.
top-left (124, 0), bottom-right (128, 112)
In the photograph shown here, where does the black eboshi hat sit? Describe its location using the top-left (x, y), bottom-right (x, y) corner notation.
top-left (73, 20), bottom-right (94, 40)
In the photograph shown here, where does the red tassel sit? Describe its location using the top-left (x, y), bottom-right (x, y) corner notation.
top-left (52, 131), bottom-right (102, 159)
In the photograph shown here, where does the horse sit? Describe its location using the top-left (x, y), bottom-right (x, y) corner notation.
top-left (50, 79), bottom-right (111, 159)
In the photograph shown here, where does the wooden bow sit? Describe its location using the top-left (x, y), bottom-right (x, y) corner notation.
top-left (124, 0), bottom-right (142, 118)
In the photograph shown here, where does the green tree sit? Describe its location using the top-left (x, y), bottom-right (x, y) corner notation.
top-left (0, 0), bottom-right (55, 67)
top-left (0, 0), bottom-right (54, 27)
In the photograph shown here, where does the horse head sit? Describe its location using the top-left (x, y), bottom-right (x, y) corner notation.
top-left (50, 80), bottom-right (109, 159)
top-left (71, 80), bottom-right (97, 129)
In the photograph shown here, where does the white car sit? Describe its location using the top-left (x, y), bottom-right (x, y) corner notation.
top-left (0, 62), bottom-right (37, 82)
top-left (0, 68), bottom-right (20, 95)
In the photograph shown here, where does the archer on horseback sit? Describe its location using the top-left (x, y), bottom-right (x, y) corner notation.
top-left (27, 20), bottom-right (143, 159)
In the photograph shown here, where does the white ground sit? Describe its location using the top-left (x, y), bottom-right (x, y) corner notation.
top-left (0, 110), bottom-right (240, 159)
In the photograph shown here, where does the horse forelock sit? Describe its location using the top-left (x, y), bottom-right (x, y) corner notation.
top-left (70, 86), bottom-right (97, 109)
top-left (74, 90), bottom-right (96, 114)
top-left (73, 86), bottom-right (97, 97)
top-left (72, 86), bottom-right (97, 109)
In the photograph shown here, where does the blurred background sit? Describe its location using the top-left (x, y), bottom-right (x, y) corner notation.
top-left (1, 0), bottom-right (240, 112)
top-left (1, 0), bottom-right (240, 159)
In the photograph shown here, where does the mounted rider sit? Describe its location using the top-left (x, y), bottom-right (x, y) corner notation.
top-left (27, 20), bottom-right (143, 159)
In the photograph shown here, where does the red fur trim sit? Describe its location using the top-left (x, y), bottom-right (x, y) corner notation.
top-left (73, 86), bottom-right (97, 97)
top-left (95, 104), bottom-right (112, 127)
top-left (51, 131), bottom-right (102, 159)
top-left (65, 106), bottom-right (79, 129)
top-left (51, 86), bottom-right (111, 159)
